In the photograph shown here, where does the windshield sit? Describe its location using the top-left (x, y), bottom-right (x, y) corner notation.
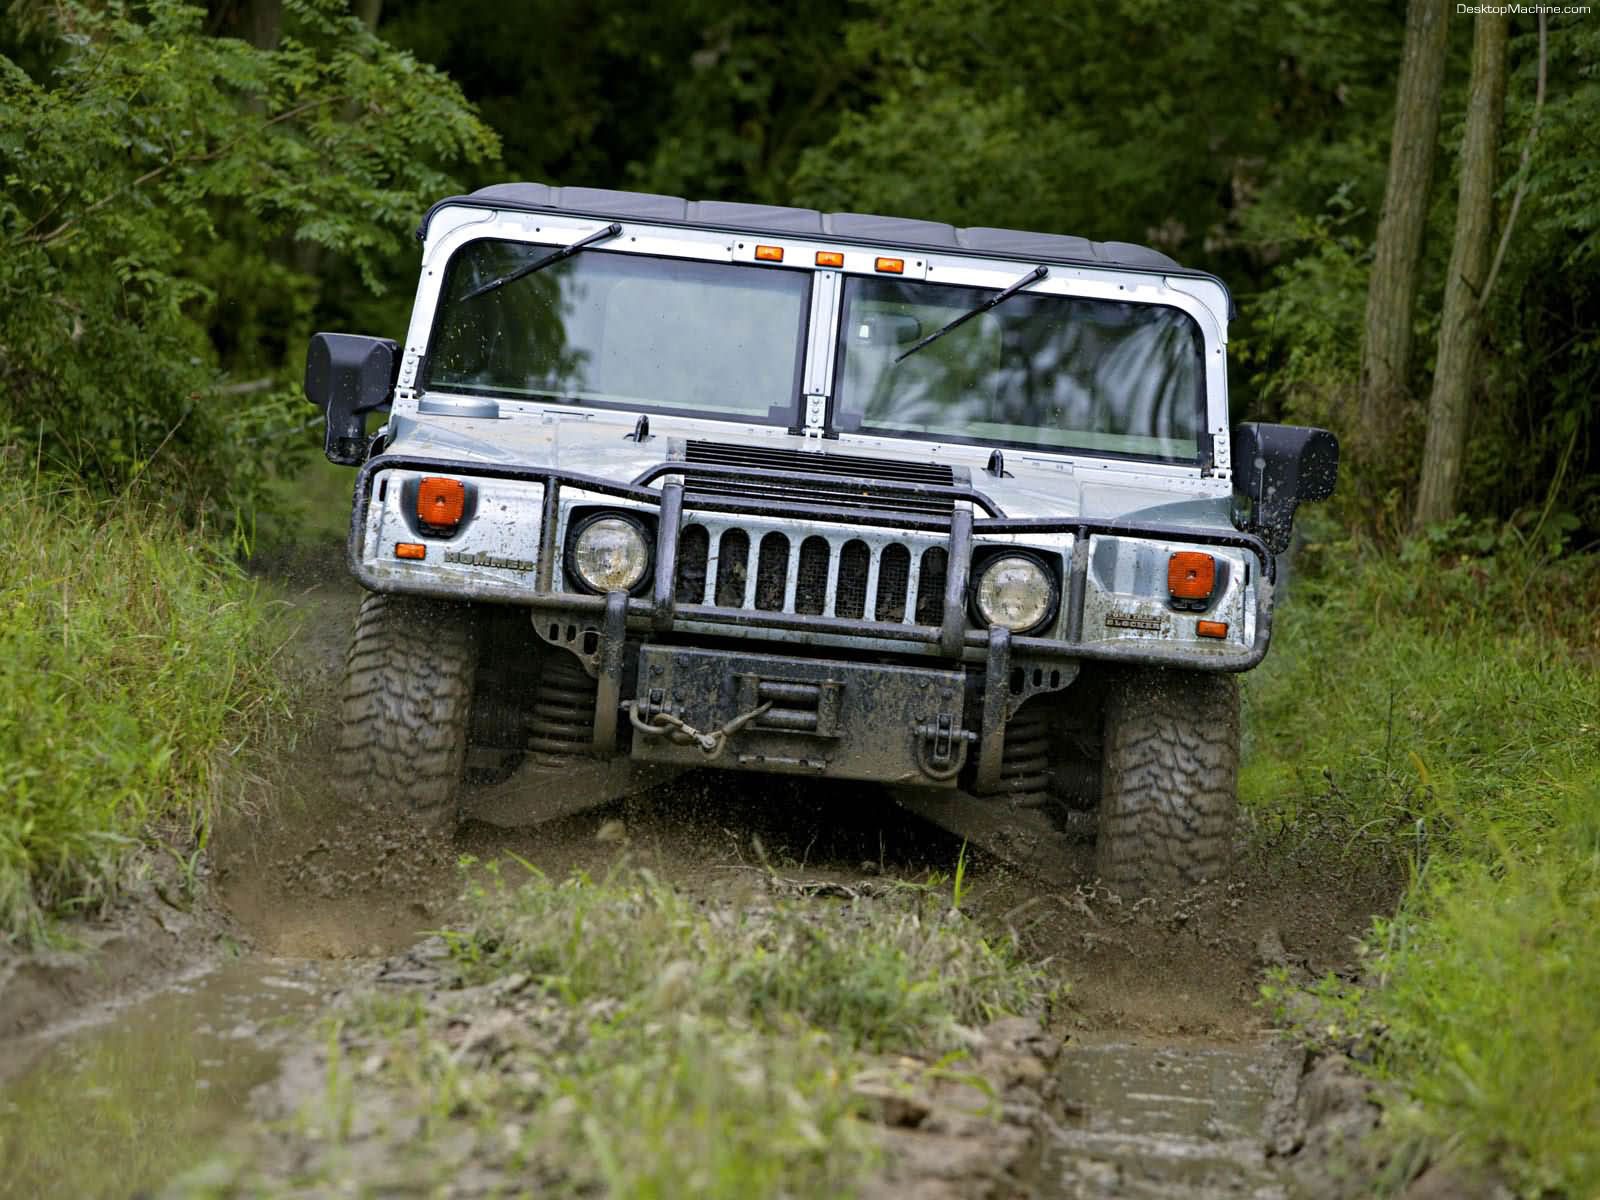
top-left (834, 276), bottom-right (1205, 462)
top-left (424, 240), bottom-right (811, 422)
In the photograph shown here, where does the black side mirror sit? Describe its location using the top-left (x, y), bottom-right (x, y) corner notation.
top-left (304, 332), bottom-right (400, 465)
top-left (1231, 423), bottom-right (1340, 554)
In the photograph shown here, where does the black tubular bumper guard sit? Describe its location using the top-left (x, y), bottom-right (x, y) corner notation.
top-left (347, 452), bottom-right (1277, 674)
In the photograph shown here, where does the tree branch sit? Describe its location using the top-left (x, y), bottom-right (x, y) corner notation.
top-left (1480, 11), bottom-right (1547, 308)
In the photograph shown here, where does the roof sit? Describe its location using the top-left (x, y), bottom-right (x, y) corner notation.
top-left (419, 182), bottom-right (1197, 277)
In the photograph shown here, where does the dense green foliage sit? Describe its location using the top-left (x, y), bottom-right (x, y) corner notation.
top-left (0, 0), bottom-right (495, 509)
top-left (0, 462), bottom-right (289, 942)
top-left (1245, 536), bottom-right (1600, 1193)
top-left (5, 1), bottom-right (1595, 533)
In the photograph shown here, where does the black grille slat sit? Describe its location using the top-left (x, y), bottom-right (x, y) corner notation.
top-left (915, 547), bottom-right (948, 625)
top-left (836, 540), bottom-right (871, 619)
top-left (676, 525), bottom-right (709, 604)
top-left (715, 529), bottom-right (750, 607)
top-left (755, 533), bottom-right (788, 611)
top-left (795, 536), bottom-right (830, 615)
top-left (875, 543), bottom-right (910, 622)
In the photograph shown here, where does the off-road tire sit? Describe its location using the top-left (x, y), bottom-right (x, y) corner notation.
top-left (1097, 667), bottom-right (1239, 893)
top-left (336, 591), bottom-right (477, 829)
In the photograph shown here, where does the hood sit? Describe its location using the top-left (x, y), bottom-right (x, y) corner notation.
top-left (385, 405), bottom-right (1235, 532)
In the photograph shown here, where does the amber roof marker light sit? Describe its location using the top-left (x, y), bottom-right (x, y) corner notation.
top-left (754, 244), bottom-right (784, 262)
top-left (815, 250), bottom-right (844, 268)
top-left (874, 256), bottom-right (905, 274)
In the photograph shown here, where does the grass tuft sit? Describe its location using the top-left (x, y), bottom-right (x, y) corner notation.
top-left (0, 461), bottom-right (289, 943)
top-left (1244, 530), bottom-right (1600, 1194)
top-left (452, 861), bottom-right (1047, 1053)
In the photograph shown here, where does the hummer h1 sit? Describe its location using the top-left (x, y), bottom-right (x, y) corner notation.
top-left (305, 182), bottom-right (1338, 890)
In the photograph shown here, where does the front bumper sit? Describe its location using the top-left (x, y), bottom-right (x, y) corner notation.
top-left (347, 452), bottom-right (1276, 675)
top-left (629, 644), bottom-right (971, 785)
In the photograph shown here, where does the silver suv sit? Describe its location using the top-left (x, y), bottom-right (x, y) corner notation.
top-left (305, 183), bottom-right (1338, 890)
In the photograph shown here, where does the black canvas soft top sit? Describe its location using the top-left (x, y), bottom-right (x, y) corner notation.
top-left (418, 182), bottom-right (1232, 315)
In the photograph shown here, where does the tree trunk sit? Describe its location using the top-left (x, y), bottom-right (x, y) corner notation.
top-left (246, 0), bottom-right (282, 50)
top-left (1414, 12), bottom-right (1508, 529)
top-left (1357, 0), bottom-right (1449, 467)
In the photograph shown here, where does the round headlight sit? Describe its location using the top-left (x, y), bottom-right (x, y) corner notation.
top-left (571, 516), bottom-right (650, 593)
top-left (973, 555), bottom-right (1055, 632)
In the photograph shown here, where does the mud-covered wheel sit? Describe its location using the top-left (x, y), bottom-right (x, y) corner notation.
top-left (1097, 667), bottom-right (1239, 893)
top-left (336, 591), bottom-right (477, 829)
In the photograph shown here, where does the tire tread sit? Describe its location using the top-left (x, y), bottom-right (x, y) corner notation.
top-left (1097, 668), bottom-right (1240, 893)
top-left (335, 591), bottom-right (476, 826)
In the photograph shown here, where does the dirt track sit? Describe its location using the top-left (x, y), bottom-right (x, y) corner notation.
top-left (0, 550), bottom-right (1401, 1197)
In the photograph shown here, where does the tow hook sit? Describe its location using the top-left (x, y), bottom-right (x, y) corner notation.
top-left (913, 714), bottom-right (975, 782)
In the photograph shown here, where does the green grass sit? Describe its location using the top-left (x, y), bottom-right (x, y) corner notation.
top-left (1245, 529), bottom-right (1600, 1194)
top-left (0, 460), bottom-right (290, 943)
top-left (451, 861), bottom-right (1044, 1052)
top-left (197, 865), bottom-right (1052, 1198)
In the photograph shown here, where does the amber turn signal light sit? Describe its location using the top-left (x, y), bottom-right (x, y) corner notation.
top-left (815, 250), bottom-right (844, 268)
top-left (1168, 551), bottom-right (1216, 600)
top-left (417, 476), bottom-right (465, 528)
top-left (754, 244), bottom-right (784, 261)
top-left (395, 542), bottom-right (426, 560)
top-left (1196, 620), bottom-right (1229, 639)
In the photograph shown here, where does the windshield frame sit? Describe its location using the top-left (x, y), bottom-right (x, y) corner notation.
top-left (828, 273), bottom-right (1208, 467)
top-left (420, 237), bottom-right (815, 429)
top-left (405, 205), bottom-right (1230, 477)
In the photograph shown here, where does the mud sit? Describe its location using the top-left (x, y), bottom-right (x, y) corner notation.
top-left (0, 549), bottom-right (1407, 1198)
top-left (1044, 1037), bottom-right (1294, 1198)
top-left (0, 958), bottom-right (342, 1199)
top-left (0, 849), bottom-right (240, 1042)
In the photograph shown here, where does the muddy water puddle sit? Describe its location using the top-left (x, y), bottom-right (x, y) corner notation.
top-left (1045, 1038), bottom-right (1291, 1199)
top-left (0, 958), bottom-right (341, 1199)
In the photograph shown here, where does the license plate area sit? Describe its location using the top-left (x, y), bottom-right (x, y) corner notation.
top-left (631, 645), bottom-right (967, 785)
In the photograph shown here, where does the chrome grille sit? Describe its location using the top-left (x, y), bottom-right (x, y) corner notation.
top-left (674, 515), bottom-right (948, 627)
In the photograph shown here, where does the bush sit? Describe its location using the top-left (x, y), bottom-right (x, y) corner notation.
top-left (0, 0), bottom-right (496, 512)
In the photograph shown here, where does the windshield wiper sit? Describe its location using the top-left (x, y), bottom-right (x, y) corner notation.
top-left (895, 264), bottom-right (1048, 363)
top-left (460, 222), bottom-right (623, 302)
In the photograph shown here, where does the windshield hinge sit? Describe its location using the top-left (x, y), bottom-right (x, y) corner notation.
top-left (801, 394), bottom-right (826, 447)
top-left (397, 348), bottom-right (421, 391)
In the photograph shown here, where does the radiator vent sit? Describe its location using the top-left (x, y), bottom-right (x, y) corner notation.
top-left (679, 440), bottom-right (957, 516)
